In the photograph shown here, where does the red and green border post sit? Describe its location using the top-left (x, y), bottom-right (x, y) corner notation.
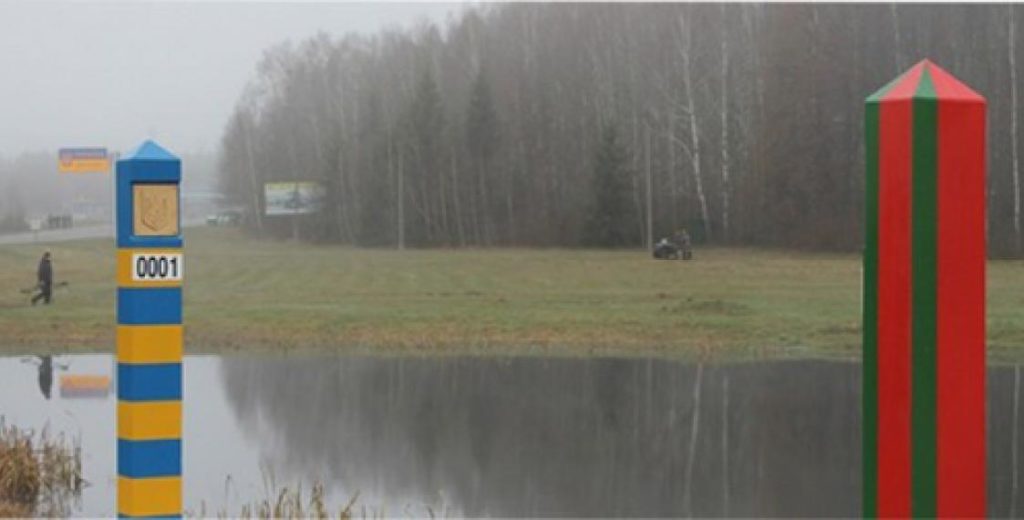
top-left (863, 60), bottom-right (986, 518)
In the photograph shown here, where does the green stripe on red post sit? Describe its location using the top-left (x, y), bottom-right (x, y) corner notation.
top-left (862, 99), bottom-right (879, 519)
top-left (910, 66), bottom-right (939, 519)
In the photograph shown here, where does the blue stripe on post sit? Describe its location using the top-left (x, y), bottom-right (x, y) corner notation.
top-left (118, 439), bottom-right (181, 478)
top-left (118, 288), bottom-right (182, 324)
top-left (118, 364), bottom-right (182, 401)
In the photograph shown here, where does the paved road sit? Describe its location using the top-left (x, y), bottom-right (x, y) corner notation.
top-left (0, 219), bottom-right (206, 245)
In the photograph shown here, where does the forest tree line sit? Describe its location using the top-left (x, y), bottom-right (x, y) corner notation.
top-left (219, 3), bottom-right (1024, 254)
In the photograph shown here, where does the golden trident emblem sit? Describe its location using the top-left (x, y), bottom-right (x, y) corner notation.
top-left (133, 185), bottom-right (178, 236)
top-left (140, 190), bottom-right (170, 232)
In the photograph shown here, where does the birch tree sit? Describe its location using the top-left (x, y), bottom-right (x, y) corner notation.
top-left (674, 14), bottom-right (712, 241)
top-left (1011, 4), bottom-right (1021, 252)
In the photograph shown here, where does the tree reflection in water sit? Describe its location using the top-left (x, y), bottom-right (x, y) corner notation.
top-left (220, 357), bottom-right (1023, 518)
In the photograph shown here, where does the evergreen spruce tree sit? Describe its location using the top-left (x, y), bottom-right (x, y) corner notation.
top-left (410, 66), bottom-right (445, 169)
top-left (404, 65), bottom-right (445, 245)
top-left (466, 70), bottom-right (500, 163)
top-left (584, 124), bottom-right (635, 247)
top-left (465, 69), bottom-right (501, 244)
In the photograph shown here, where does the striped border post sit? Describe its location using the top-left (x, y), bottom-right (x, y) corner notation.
top-left (864, 60), bottom-right (986, 518)
top-left (116, 140), bottom-right (183, 518)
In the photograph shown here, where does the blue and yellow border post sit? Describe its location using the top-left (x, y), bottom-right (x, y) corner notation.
top-left (116, 140), bottom-right (183, 518)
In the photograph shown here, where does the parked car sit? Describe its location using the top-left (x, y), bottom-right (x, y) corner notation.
top-left (206, 210), bottom-right (242, 226)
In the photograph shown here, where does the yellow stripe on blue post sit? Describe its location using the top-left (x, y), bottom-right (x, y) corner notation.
top-left (116, 140), bottom-right (183, 518)
top-left (118, 477), bottom-right (182, 517)
top-left (117, 325), bottom-right (183, 364)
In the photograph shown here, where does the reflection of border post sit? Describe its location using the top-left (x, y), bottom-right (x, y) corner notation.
top-left (116, 140), bottom-right (183, 518)
top-left (863, 60), bottom-right (986, 518)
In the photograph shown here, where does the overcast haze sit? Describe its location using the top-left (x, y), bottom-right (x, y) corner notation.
top-left (0, 1), bottom-right (459, 157)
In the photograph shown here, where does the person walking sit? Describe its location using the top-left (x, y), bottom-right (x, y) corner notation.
top-left (673, 229), bottom-right (693, 260)
top-left (31, 251), bottom-right (53, 306)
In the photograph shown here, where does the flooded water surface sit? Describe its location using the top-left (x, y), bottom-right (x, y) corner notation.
top-left (0, 354), bottom-right (1021, 517)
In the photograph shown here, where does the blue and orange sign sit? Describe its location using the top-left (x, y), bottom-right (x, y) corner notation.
top-left (58, 147), bottom-right (110, 173)
top-left (116, 140), bottom-right (183, 518)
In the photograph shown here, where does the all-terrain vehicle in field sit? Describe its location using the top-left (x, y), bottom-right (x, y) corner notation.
top-left (653, 236), bottom-right (692, 260)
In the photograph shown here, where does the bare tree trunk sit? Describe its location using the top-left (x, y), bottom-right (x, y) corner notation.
top-left (419, 160), bottom-right (434, 244)
top-left (633, 111), bottom-right (645, 245)
top-left (439, 151), bottom-right (450, 245)
top-left (510, 140), bottom-right (527, 244)
top-left (478, 157), bottom-right (493, 245)
top-left (719, 4), bottom-right (731, 241)
top-left (890, 4), bottom-right (904, 71)
top-left (328, 86), bottom-right (356, 245)
top-left (241, 118), bottom-right (264, 234)
top-left (284, 135), bottom-right (301, 242)
top-left (745, 4), bottom-right (767, 234)
top-left (309, 114), bottom-right (354, 243)
top-left (632, 175), bottom-right (644, 245)
top-left (450, 147), bottom-right (466, 246)
top-left (1011, 4), bottom-right (1022, 252)
top-left (668, 109), bottom-right (678, 226)
top-left (397, 150), bottom-right (405, 250)
top-left (387, 129), bottom-right (394, 242)
top-left (646, 124), bottom-right (653, 251)
top-left (470, 175), bottom-right (482, 246)
top-left (505, 153), bottom-right (516, 244)
top-left (679, 16), bottom-right (712, 241)
top-left (506, 190), bottom-right (515, 245)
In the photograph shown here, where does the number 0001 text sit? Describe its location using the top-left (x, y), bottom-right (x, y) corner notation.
top-left (132, 253), bottom-right (183, 281)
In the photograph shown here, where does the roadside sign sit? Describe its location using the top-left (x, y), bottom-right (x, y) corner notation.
top-left (59, 147), bottom-right (110, 173)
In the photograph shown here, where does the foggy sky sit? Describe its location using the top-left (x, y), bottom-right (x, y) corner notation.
top-left (0, 1), bottom-right (459, 158)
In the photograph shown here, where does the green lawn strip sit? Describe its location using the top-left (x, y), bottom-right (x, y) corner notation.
top-left (0, 228), bottom-right (1019, 362)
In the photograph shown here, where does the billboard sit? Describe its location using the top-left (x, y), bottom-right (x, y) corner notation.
top-left (264, 182), bottom-right (325, 215)
top-left (58, 147), bottom-right (109, 173)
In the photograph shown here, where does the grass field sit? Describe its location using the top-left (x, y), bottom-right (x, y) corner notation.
top-left (1, 227), bottom-right (1023, 360)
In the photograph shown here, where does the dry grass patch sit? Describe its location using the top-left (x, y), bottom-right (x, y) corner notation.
top-left (0, 419), bottom-right (83, 517)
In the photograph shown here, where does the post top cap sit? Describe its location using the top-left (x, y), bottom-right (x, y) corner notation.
top-left (867, 59), bottom-right (985, 103)
top-left (120, 140), bottom-right (179, 162)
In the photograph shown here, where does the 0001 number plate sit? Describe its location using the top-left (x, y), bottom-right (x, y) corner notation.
top-left (131, 253), bottom-right (183, 281)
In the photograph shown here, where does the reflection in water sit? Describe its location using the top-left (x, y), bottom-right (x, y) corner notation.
top-left (221, 357), bottom-right (1024, 518)
top-left (2, 354), bottom-right (1021, 517)
top-left (221, 358), bottom-right (864, 517)
top-left (38, 355), bottom-right (52, 400)
top-left (20, 355), bottom-right (55, 399)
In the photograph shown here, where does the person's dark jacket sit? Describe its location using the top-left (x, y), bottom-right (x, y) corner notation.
top-left (37, 257), bottom-right (52, 287)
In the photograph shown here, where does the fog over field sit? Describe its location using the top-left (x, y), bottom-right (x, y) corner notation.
top-left (0, 1), bottom-right (457, 155)
top-left (4, 3), bottom-right (1024, 255)
top-left (0, 1), bottom-right (457, 227)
